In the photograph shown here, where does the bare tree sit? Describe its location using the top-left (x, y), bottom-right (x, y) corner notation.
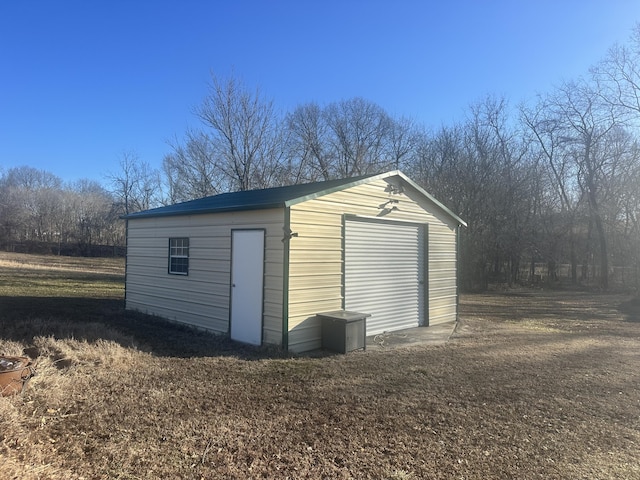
top-left (107, 151), bottom-right (162, 215)
top-left (162, 130), bottom-right (223, 203)
top-left (591, 24), bottom-right (640, 121)
top-left (386, 115), bottom-right (419, 171)
top-left (194, 73), bottom-right (285, 191)
top-left (324, 97), bottom-right (395, 177)
top-left (286, 102), bottom-right (333, 182)
top-left (521, 95), bottom-right (584, 283)
top-left (526, 79), bottom-right (624, 289)
top-left (588, 25), bottom-right (640, 287)
top-left (0, 166), bottom-right (63, 243)
top-left (70, 180), bottom-right (116, 255)
top-left (411, 96), bottom-right (540, 289)
top-left (286, 100), bottom-right (416, 181)
top-left (462, 96), bottom-right (537, 287)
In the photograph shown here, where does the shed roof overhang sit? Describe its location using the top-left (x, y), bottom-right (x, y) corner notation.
top-left (122, 170), bottom-right (467, 227)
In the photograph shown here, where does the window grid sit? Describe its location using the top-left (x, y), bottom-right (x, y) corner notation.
top-left (169, 238), bottom-right (189, 275)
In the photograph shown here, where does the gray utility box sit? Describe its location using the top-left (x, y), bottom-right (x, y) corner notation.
top-left (318, 310), bottom-right (370, 354)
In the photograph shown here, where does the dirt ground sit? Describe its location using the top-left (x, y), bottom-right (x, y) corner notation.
top-left (1, 269), bottom-right (639, 479)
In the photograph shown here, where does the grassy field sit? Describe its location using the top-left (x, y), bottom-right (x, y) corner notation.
top-left (1, 252), bottom-right (639, 479)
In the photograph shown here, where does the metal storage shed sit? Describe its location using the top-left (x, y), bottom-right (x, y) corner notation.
top-left (123, 170), bottom-right (466, 353)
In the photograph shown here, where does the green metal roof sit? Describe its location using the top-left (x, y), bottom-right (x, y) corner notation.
top-left (122, 170), bottom-right (466, 226)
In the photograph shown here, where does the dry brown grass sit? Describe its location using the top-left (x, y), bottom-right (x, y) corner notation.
top-left (1, 253), bottom-right (639, 479)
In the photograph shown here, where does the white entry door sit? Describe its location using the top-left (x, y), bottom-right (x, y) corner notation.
top-left (230, 230), bottom-right (264, 345)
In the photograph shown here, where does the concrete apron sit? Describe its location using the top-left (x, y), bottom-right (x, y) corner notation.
top-left (365, 322), bottom-right (456, 350)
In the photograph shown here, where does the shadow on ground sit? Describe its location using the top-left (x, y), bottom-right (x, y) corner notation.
top-left (619, 297), bottom-right (640, 322)
top-left (0, 296), bottom-right (290, 360)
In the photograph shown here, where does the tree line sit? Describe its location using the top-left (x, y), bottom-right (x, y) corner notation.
top-left (0, 169), bottom-right (122, 256)
top-left (3, 26), bottom-right (640, 290)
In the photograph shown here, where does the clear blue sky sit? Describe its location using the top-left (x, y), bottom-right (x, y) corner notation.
top-left (2, 0), bottom-right (640, 184)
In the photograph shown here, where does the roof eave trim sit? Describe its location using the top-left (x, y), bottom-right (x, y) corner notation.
top-left (395, 171), bottom-right (468, 227)
top-left (122, 202), bottom-right (286, 220)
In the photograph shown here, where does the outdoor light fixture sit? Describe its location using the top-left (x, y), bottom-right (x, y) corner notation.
top-left (282, 226), bottom-right (299, 242)
top-left (384, 183), bottom-right (404, 195)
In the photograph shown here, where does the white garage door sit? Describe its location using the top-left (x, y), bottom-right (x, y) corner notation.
top-left (345, 219), bottom-right (425, 336)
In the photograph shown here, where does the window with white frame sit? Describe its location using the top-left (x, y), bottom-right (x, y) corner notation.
top-left (169, 238), bottom-right (189, 275)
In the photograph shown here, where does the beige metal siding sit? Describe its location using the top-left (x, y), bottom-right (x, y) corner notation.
top-left (427, 223), bottom-right (458, 325)
top-left (125, 209), bottom-right (284, 345)
top-left (288, 179), bottom-right (460, 352)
